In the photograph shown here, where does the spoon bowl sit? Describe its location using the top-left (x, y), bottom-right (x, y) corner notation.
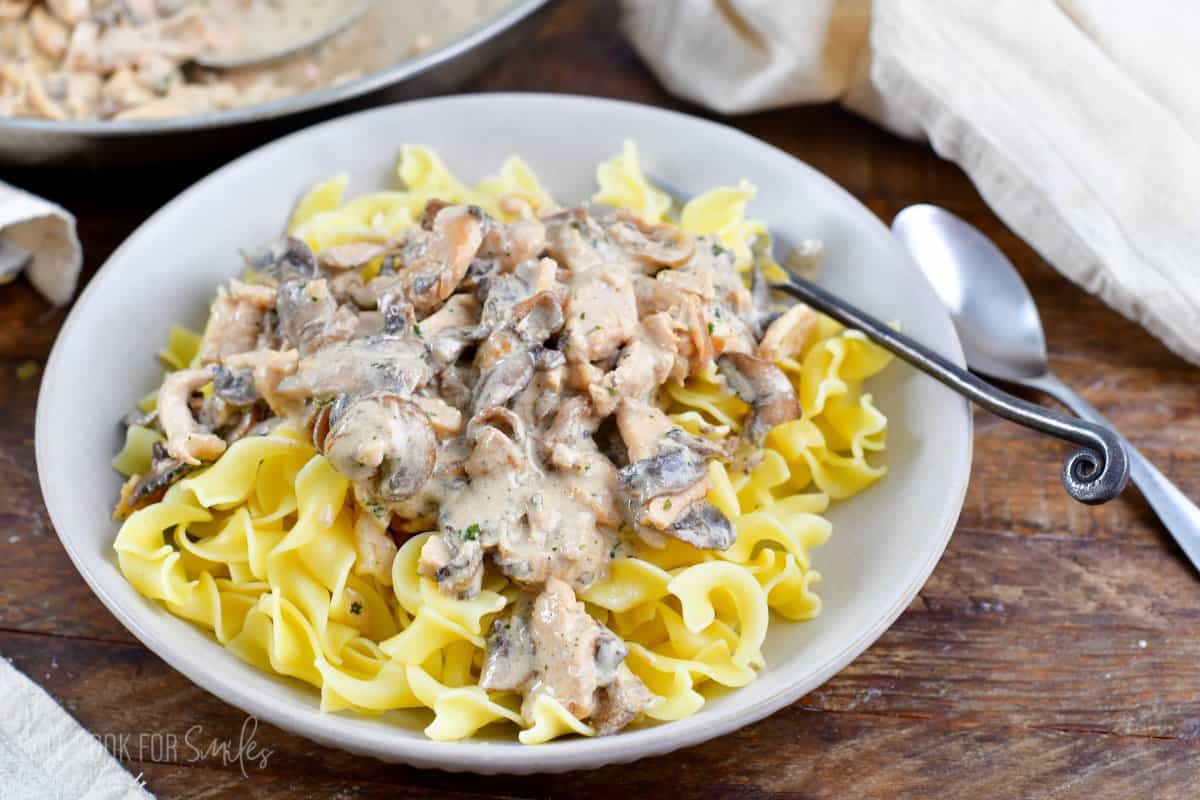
top-left (892, 204), bottom-right (1048, 383)
top-left (192, 0), bottom-right (374, 70)
top-left (893, 203), bottom-right (1200, 575)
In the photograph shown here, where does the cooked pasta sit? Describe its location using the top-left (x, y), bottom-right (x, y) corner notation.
top-left (111, 142), bottom-right (893, 743)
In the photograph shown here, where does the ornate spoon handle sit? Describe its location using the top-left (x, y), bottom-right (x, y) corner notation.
top-left (772, 275), bottom-right (1129, 504)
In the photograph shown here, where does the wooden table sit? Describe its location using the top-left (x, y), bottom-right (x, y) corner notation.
top-left (3, 2), bottom-right (1198, 797)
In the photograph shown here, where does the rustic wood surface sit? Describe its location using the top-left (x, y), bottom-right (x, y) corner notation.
top-left (3, 2), bottom-right (1199, 797)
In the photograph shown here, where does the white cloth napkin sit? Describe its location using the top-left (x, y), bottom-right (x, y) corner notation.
top-left (0, 655), bottom-right (153, 800)
top-left (623, 0), bottom-right (1200, 366)
top-left (0, 181), bottom-right (82, 305)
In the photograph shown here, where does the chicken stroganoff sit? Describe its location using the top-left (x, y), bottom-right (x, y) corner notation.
top-left (0, 0), bottom-right (506, 121)
top-left (111, 144), bottom-right (894, 742)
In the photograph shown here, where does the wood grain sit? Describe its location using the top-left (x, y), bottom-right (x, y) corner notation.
top-left (3, 1), bottom-right (1199, 797)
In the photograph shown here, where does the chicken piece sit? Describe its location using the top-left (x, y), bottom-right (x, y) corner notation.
top-left (418, 529), bottom-right (483, 600)
top-left (523, 578), bottom-right (603, 721)
top-left (413, 395), bottom-right (463, 439)
top-left (589, 329), bottom-right (676, 417)
top-left (199, 279), bottom-right (276, 364)
top-left (353, 508), bottom-right (398, 586)
top-left (223, 348), bottom-right (300, 417)
top-left (757, 303), bottom-right (818, 362)
top-left (615, 398), bottom-right (675, 462)
top-left (563, 266), bottom-right (638, 363)
top-left (482, 218), bottom-right (546, 272)
top-left (0, 1), bottom-right (33, 22)
top-left (640, 476), bottom-right (710, 530)
top-left (399, 205), bottom-right (484, 313)
top-left (30, 7), bottom-right (70, 60)
top-left (158, 366), bottom-right (226, 466)
top-left (680, 295), bottom-right (715, 375)
top-left (418, 293), bottom-right (480, 335)
top-left (22, 67), bottom-right (66, 120)
top-left (319, 241), bottom-right (394, 271)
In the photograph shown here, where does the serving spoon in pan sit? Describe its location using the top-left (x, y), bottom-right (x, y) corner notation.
top-left (191, 0), bottom-right (374, 71)
top-left (769, 244), bottom-right (1130, 506)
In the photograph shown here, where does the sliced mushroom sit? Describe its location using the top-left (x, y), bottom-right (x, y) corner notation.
top-left (114, 442), bottom-right (196, 519)
top-left (380, 295), bottom-right (416, 336)
top-left (717, 352), bottom-right (801, 442)
top-left (616, 445), bottom-right (708, 520)
top-left (472, 351), bottom-right (534, 414)
top-left (212, 365), bottom-right (258, 406)
top-left (609, 208), bottom-right (696, 267)
top-left (275, 278), bottom-right (358, 356)
top-left (158, 366), bottom-right (226, 466)
top-left (318, 395), bottom-right (437, 502)
top-left (245, 236), bottom-right (318, 284)
top-left (668, 500), bottom-right (736, 550)
top-left (592, 664), bottom-right (655, 736)
top-left (476, 273), bottom-right (532, 336)
top-left (419, 198), bottom-right (451, 230)
top-left (224, 348), bottom-right (301, 417)
top-left (480, 598), bottom-right (536, 691)
top-left (277, 335), bottom-right (432, 400)
top-left (741, 263), bottom-right (771, 333)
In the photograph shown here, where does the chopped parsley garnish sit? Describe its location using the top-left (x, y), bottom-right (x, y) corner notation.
top-left (663, 499), bottom-right (673, 511)
top-left (712, 243), bottom-right (728, 257)
top-left (349, 601), bottom-right (363, 615)
top-left (412, 323), bottom-right (423, 337)
top-left (462, 523), bottom-right (481, 541)
top-left (707, 321), bottom-right (716, 335)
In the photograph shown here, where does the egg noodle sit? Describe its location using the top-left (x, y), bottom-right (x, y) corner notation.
top-left (111, 143), bottom-right (892, 743)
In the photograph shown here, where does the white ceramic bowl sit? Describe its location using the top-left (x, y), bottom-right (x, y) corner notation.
top-left (37, 94), bottom-right (971, 773)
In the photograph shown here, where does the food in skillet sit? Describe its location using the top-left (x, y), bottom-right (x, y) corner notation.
top-left (0, 0), bottom-right (505, 121)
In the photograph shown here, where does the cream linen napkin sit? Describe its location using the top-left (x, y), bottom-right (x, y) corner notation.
top-left (623, 0), bottom-right (1200, 366)
top-left (1, 656), bottom-right (153, 800)
top-left (0, 181), bottom-right (82, 305)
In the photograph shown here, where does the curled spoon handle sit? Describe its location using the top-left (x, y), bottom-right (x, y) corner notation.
top-left (1027, 372), bottom-right (1200, 569)
top-left (772, 276), bottom-right (1129, 504)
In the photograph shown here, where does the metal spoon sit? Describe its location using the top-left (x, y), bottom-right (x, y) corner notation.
top-left (192, 1), bottom-right (372, 71)
top-left (892, 203), bottom-right (1200, 571)
top-left (770, 274), bottom-right (1127, 505)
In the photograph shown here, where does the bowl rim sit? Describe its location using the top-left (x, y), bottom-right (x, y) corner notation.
top-left (0, 0), bottom-right (550, 138)
top-left (36, 93), bottom-right (972, 773)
